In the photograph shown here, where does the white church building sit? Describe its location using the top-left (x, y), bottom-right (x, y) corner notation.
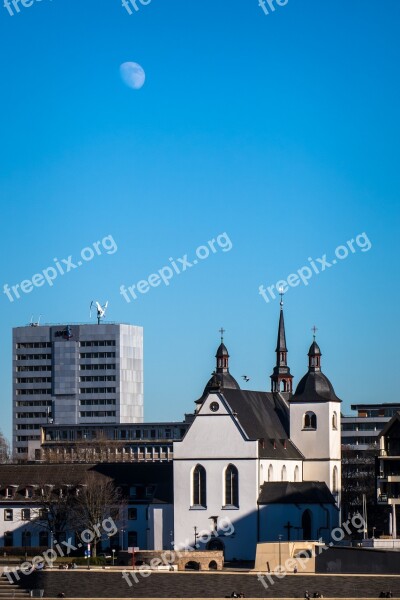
top-left (173, 301), bottom-right (341, 561)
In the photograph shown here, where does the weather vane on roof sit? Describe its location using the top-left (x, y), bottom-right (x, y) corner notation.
top-left (219, 327), bottom-right (226, 342)
top-left (311, 325), bottom-right (318, 341)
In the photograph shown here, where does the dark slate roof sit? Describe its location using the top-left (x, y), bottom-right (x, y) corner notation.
top-left (0, 463), bottom-right (173, 504)
top-left (309, 341), bottom-right (321, 355)
top-left (216, 342), bottom-right (229, 357)
top-left (221, 389), bottom-right (303, 460)
top-left (258, 481), bottom-right (336, 505)
top-left (292, 371), bottom-right (342, 404)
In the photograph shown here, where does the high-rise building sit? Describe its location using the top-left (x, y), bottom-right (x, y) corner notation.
top-left (13, 323), bottom-right (143, 457)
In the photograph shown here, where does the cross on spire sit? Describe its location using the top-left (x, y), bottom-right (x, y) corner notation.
top-left (219, 327), bottom-right (226, 342)
top-left (311, 325), bottom-right (318, 341)
top-left (279, 286), bottom-right (285, 308)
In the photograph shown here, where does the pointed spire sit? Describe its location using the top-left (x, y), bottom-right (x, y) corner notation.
top-left (270, 295), bottom-right (293, 393)
top-left (216, 327), bottom-right (229, 373)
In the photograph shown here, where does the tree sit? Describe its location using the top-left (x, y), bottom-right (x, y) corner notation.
top-left (72, 472), bottom-right (123, 556)
top-left (0, 429), bottom-right (11, 463)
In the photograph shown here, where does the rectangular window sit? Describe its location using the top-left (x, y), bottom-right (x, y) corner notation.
top-left (21, 508), bottom-right (31, 521)
top-left (4, 509), bottom-right (13, 521)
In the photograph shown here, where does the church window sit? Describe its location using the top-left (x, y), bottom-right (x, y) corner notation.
top-left (224, 464), bottom-right (239, 507)
top-left (268, 464), bottom-right (273, 482)
top-left (332, 412), bottom-right (338, 430)
top-left (281, 465), bottom-right (287, 481)
top-left (192, 464), bottom-right (206, 507)
top-left (303, 412), bottom-right (317, 430)
top-left (333, 466), bottom-right (338, 493)
top-left (294, 465), bottom-right (299, 482)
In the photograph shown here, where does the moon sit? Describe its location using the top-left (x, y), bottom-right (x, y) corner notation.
top-left (120, 62), bottom-right (146, 90)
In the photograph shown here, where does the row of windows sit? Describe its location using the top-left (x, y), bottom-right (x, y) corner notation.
top-left (16, 401), bottom-right (52, 407)
top-left (79, 364), bottom-right (116, 371)
top-left (16, 342), bottom-right (52, 349)
top-left (16, 412), bottom-right (48, 419)
top-left (79, 352), bottom-right (116, 359)
top-left (79, 376), bottom-right (116, 382)
top-left (16, 377), bottom-right (52, 383)
top-left (79, 388), bottom-right (116, 394)
top-left (16, 354), bottom-right (51, 361)
top-left (16, 365), bottom-right (52, 372)
top-left (16, 424), bottom-right (42, 430)
top-left (80, 340), bottom-right (116, 347)
top-left (79, 399), bottom-right (116, 406)
top-left (192, 464), bottom-right (239, 508)
top-left (16, 389), bottom-right (51, 395)
top-left (79, 411), bottom-right (116, 418)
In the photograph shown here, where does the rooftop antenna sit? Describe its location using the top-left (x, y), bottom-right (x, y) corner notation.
top-left (90, 300), bottom-right (109, 325)
top-left (29, 315), bottom-right (42, 327)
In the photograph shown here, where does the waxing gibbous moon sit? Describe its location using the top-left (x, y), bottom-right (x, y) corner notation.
top-left (120, 62), bottom-right (146, 90)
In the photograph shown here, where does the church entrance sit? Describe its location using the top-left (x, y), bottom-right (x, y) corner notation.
top-left (302, 509), bottom-right (312, 540)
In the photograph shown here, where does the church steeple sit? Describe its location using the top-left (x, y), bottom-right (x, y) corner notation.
top-left (216, 327), bottom-right (229, 373)
top-left (308, 327), bottom-right (322, 372)
top-left (270, 293), bottom-right (293, 393)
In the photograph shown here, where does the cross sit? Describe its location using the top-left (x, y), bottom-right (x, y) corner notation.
top-left (311, 325), bottom-right (318, 340)
top-left (284, 521), bottom-right (294, 541)
top-left (279, 286), bottom-right (285, 307)
top-left (219, 327), bottom-right (226, 342)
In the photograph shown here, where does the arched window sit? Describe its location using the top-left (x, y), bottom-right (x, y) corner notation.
top-left (333, 466), bottom-right (338, 493)
top-left (294, 465), bottom-right (299, 482)
top-left (225, 464), bottom-right (239, 507)
top-left (192, 464), bottom-right (206, 507)
top-left (281, 465), bottom-right (287, 481)
top-left (268, 464), bottom-right (273, 482)
top-left (332, 412), bottom-right (338, 430)
top-left (303, 411), bottom-right (317, 430)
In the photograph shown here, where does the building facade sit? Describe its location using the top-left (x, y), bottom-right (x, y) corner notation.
top-left (173, 303), bottom-right (341, 561)
top-left (13, 323), bottom-right (144, 457)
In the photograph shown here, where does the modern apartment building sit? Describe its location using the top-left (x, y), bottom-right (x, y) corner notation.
top-left (13, 323), bottom-right (143, 457)
top-left (341, 403), bottom-right (400, 450)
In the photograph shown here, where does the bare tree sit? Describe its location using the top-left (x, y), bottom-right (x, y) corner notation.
top-left (0, 429), bottom-right (11, 463)
top-left (72, 472), bottom-right (123, 556)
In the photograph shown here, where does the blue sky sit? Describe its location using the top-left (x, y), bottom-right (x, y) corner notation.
top-left (0, 0), bottom-right (399, 441)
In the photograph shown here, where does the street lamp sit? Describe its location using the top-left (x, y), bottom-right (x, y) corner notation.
top-left (120, 529), bottom-right (125, 551)
top-left (112, 549), bottom-right (116, 566)
top-left (372, 527), bottom-right (376, 539)
top-left (194, 526), bottom-right (198, 549)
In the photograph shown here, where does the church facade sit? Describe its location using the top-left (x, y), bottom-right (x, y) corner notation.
top-left (173, 302), bottom-right (342, 561)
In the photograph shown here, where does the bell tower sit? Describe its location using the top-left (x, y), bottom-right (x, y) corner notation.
top-left (270, 294), bottom-right (293, 393)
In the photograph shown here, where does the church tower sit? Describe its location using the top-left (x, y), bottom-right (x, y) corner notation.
top-left (270, 297), bottom-right (293, 393)
top-left (289, 331), bottom-right (341, 506)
